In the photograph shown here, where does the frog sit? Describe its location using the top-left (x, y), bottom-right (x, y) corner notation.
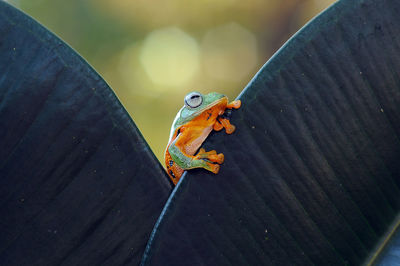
top-left (165, 91), bottom-right (241, 185)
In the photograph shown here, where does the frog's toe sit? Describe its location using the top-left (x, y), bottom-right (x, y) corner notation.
top-left (195, 149), bottom-right (217, 160)
top-left (207, 149), bottom-right (217, 155)
top-left (213, 121), bottom-right (224, 131)
top-left (207, 163), bottom-right (220, 174)
top-left (215, 153), bottom-right (224, 164)
top-left (218, 117), bottom-right (236, 134)
top-left (207, 153), bottom-right (224, 164)
top-left (225, 124), bottom-right (235, 134)
top-left (227, 100), bottom-right (241, 109)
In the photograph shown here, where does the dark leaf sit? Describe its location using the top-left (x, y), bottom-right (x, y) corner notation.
top-left (0, 1), bottom-right (172, 265)
top-left (375, 224), bottom-right (400, 265)
top-left (141, 0), bottom-right (400, 265)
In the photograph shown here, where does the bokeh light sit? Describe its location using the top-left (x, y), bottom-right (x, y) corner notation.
top-left (202, 22), bottom-right (258, 82)
top-left (139, 27), bottom-right (200, 88)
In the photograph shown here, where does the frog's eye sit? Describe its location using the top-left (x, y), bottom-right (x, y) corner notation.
top-left (184, 92), bottom-right (203, 108)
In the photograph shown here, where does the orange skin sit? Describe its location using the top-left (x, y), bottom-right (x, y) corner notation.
top-left (165, 97), bottom-right (241, 185)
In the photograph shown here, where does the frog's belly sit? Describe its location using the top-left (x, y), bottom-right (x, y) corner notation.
top-left (184, 126), bottom-right (213, 155)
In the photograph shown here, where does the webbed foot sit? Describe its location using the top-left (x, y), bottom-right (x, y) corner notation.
top-left (213, 121), bottom-right (224, 131)
top-left (218, 117), bottom-right (236, 134)
top-left (227, 100), bottom-right (241, 109)
top-left (206, 162), bottom-right (220, 174)
top-left (195, 148), bottom-right (224, 164)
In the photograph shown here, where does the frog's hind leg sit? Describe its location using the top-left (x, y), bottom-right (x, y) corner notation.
top-left (168, 142), bottom-right (223, 174)
top-left (218, 117), bottom-right (236, 134)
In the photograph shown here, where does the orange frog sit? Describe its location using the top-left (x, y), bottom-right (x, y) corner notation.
top-left (165, 92), bottom-right (241, 185)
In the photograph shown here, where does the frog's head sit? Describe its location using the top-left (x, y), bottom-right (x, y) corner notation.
top-left (171, 91), bottom-right (227, 134)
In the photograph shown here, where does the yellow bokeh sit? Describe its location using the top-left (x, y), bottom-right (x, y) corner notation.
top-left (202, 22), bottom-right (258, 82)
top-left (139, 27), bottom-right (200, 89)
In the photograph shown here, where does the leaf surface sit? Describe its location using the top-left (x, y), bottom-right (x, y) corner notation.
top-left (0, 2), bottom-right (172, 265)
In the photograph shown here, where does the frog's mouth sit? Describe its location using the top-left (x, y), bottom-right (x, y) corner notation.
top-left (179, 95), bottom-right (228, 122)
top-left (192, 96), bottom-right (228, 116)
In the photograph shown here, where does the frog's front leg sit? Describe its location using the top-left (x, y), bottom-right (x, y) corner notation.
top-left (213, 100), bottom-right (241, 133)
top-left (168, 141), bottom-right (223, 174)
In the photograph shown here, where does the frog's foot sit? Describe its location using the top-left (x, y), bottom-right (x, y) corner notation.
top-left (218, 117), bottom-right (236, 134)
top-left (189, 156), bottom-right (221, 174)
top-left (213, 120), bottom-right (224, 131)
top-left (195, 148), bottom-right (224, 164)
top-left (227, 100), bottom-right (241, 109)
top-left (203, 161), bottom-right (220, 174)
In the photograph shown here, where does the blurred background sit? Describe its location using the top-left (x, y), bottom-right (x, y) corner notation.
top-left (6, 0), bottom-right (336, 162)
